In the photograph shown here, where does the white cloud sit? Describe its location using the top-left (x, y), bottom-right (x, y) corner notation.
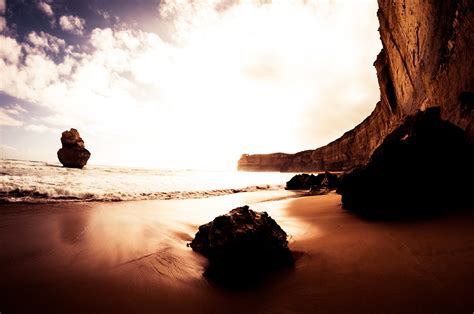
top-left (37, 1), bottom-right (54, 18)
top-left (26, 31), bottom-right (66, 55)
top-left (0, 110), bottom-right (23, 126)
top-left (0, 35), bottom-right (22, 64)
top-left (0, 0), bottom-right (382, 168)
top-left (24, 124), bottom-right (55, 133)
top-left (0, 104), bottom-right (27, 127)
top-left (0, 0), bottom-right (5, 15)
top-left (59, 15), bottom-right (86, 35)
top-left (3, 104), bottom-right (27, 115)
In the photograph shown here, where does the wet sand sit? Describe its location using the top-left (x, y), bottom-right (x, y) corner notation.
top-left (1, 191), bottom-right (473, 313)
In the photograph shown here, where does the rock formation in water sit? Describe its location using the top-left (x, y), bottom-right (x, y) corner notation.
top-left (189, 206), bottom-right (293, 285)
top-left (57, 128), bottom-right (91, 168)
top-left (238, 0), bottom-right (473, 172)
top-left (337, 107), bottom-right (474, 216)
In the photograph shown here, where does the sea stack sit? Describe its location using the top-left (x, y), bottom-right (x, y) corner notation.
top-left (57, 128), bottom-right (91, 168)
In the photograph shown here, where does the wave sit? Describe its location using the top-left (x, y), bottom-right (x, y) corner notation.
top-left (0, 159), bottom-right (294, 204)
top-left (0, 184), bottom-right (283, 203)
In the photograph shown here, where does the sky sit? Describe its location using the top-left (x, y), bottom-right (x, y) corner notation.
top-left (0, 0), bottom-right (382, 170)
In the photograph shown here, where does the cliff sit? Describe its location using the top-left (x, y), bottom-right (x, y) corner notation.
top-left (238, 0), bottom-right (473, 172)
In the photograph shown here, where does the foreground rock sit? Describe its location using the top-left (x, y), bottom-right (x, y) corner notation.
top-left (189, 206), bottom-right (293, 285)
top-left (286, 172), bottom-right (340, 194)
top-left (57, 128), bottom-right (91, 168)
top-left (337, 108), bottom-right (474, 217)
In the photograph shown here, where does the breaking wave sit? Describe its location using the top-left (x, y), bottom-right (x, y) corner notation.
top-left (0, 159), bottom-right (291, 203)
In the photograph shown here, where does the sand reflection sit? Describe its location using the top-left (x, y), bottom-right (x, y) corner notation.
top-left (0, 190), bottom-right (313, 290)
top-left (3, 191), bottom-right (474, 313)
top-left (59, 211), bottom-right (89, 244)
top-left (80, 190), bottom-right (313, 282)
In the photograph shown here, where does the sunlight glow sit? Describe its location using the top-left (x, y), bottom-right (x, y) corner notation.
top-left (0, 0), bottom-right (381, 169)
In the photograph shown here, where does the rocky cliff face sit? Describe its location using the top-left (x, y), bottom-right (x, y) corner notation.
top-left (238, 0), bottom-right (473, 172)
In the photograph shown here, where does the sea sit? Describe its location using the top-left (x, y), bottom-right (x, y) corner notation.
top-left (0, 159), bottom-right (297, 203)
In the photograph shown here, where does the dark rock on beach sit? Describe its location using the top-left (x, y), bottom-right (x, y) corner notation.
top-left (286, 172), bottom-right (340, 193)
top-left (285, 173), bottom-right (319, 190)
top-left (57, 128), bottom-right (91, 168)
top-left (337, 107), bottom-right (474, 217)
top-left (312, 171), bottom-right (340, 193)
top-left (189, 206), bottom-right (293, 285)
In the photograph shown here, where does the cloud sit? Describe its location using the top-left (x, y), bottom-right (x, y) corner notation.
top-left (0, 0), bottom-right (5, 15)
top-left (59, 15), bottom-right (86, 35)
top-left (26, 31), bottom-right (66, 55)
top-left (0, 110), bottom-right (23, 126)
top-left (3, 104), bottom-right (27, 115)
top-left (0, 32), bottom-right (68, 99)
top-left (0, 104), bottom-right (27, 126)
top-left (24, 123), bottom-right (55, 133)
top-left (37, 1), bottom-right (54, 18)
top-left (0, 35), bottom-right (22, 64)
top-left (0, 0), bottom-right (382, 168)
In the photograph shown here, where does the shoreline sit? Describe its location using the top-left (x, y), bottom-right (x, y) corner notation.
top-left (1, 191), bottom-right (473, 313)
top-left (0, 159), bottom-right (301, 204)
top-left (0, 188), bottom-right (306, 206)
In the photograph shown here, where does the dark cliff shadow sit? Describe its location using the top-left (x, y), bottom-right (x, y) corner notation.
top-left (337, 107), bottom-right (474, 221)
top-left (341, 202), bottom-right (474, 222)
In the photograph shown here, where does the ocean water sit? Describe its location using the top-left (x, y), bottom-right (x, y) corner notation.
top-left (0, 159), bottom-right (297, 203)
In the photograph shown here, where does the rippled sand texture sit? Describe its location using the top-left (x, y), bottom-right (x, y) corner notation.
top-left (1, 191), bottom-right (473, 313)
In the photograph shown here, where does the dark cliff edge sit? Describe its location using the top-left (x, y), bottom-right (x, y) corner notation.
top-left (238, 0), bottom-right (473, 172)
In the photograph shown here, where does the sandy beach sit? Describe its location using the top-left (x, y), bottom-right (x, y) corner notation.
top-left (1, 191), bottom-right (473, 313)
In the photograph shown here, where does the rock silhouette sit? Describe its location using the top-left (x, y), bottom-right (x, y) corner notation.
top-left (337, 107), bottom-right (474, 217)
top-left (286, 172), bottom-right (340, 193)
top-left (189, 206), bottom-right (293, 286)
top-left (285, 173), bottom-right (319, 190)
top-left (57, 128), bottom-right (91, 168)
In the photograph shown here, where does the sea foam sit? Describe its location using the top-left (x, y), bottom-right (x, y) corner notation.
top-left (0, 159), bottom-right (293, 203)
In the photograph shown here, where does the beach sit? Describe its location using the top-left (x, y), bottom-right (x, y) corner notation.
top-left (1, 191), bottom-right (473, 313)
